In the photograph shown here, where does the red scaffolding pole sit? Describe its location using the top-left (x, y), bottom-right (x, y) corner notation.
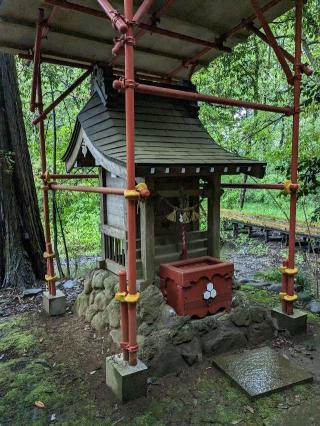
top-left (284, 0), bottom-right (303, 315)
top-left (113, 80), bottom-right (293, 115)
top-left (123, 0), bottom-right (138, 367)
top-left (37, 68), bottom-right (57, 297)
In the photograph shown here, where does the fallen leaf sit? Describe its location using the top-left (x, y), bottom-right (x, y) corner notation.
top-left (244, 405), bottom-right (255, 414)
top-left (35, 400), bottom-right (45, 409)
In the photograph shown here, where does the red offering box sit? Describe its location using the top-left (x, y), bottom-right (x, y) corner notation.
top-left (159, 256), bottom-right (233, 318)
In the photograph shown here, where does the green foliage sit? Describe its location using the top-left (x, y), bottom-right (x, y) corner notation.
top-left (193, 0), bottom-right (320, 221)
top-left (16, 61), bottom-right (100, 265)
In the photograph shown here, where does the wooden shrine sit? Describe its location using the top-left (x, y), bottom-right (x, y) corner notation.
top-left (63, 67), bottom-right (266, 287)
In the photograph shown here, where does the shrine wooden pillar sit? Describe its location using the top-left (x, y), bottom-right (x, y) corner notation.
top-left (207, 174), bottom-right (221, 258)
top-left (140, 179), bottom-right (155, 288)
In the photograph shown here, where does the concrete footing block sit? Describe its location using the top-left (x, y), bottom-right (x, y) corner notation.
top-left (42, 290), bottom-right (66, 316)
top-left (271, 306), bottom-right (307, 335)
top-left (106, 354), bottom-right (148, 402)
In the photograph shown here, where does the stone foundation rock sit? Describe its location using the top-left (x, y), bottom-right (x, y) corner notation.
top-left (75, 270), bottom-right (277, 377)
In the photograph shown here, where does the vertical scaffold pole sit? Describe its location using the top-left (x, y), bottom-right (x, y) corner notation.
top-left (124, 0), bottom-right (138, 366)
top-left (37, 68), bottom-right (57, 297)
top-left (284, 0), bottom-right (303, 315)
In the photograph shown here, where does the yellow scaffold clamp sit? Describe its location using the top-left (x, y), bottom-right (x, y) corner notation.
top-left (43, 251), bottom-right (56, 259)
top-left (283, 180), bottom-right (292, 194)
top-left (284, 267), bottom-right (299, 276)
top-left (283, 180), bottom-right (300, 195)
top-left (45, 274), bottom-right (57, 282)
top-left (279, 292), bottom-right (287, 300)
top-left (124, 292), bottom-right (140, 303)
top-left (115, 291), bottom-right (127, 302)
top-left (283, 294), bottom-right (298, 302)
top-left (124, 183), bottom-right (150, 199)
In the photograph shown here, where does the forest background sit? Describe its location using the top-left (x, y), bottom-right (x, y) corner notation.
top-left (16, 0), bottom-right (320, 274)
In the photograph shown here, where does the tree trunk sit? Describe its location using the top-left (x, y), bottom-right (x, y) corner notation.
top-left (0, 54), bottom-right (45, 289)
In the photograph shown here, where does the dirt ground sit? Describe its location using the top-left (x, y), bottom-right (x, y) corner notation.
top-left (1, 237), bottom-right (320, 425)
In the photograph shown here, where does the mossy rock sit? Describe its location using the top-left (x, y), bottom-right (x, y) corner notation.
top-left (106, 299), bottom-right (120, 329)
top-left (94, 291), bottom-right (108, 311)
top-left (91, 311), bottom-right (108, 331)
top-left (74, 293), bottom-right (90, 317)
top-left (85, 305), bottom-right (98, 322)
top-left (92, 269), bottom-right (109, 289)
top-left (83, 278), bottom-right (92, 295)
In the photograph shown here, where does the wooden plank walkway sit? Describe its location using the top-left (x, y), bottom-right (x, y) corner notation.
top-left (221, 209), bottom-right (320, 244)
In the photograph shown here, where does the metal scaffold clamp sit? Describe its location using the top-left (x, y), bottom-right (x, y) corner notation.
top-left (124, 292), bottom-right (140, 303)
top-left (283, 267), bottom-right (299, 276)
top-left (115, 291), bottom-right (127, 302)
top-left (43, 251), bottom-right (55, 259)
top-left (124, 183), bottom-right (150, 200)
top-left (283, 294), bottom-right (298, 302)
top-left (45, 274), bottom-right (57, 282)
top-left (283, 180), bottom-right (300, 194)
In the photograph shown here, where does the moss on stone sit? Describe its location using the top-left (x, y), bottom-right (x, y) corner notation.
top-left (241, 285), bottom-right (280, 308)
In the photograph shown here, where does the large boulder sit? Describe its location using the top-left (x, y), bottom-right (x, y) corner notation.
top-left (74, 293), bottom-right (89, 317)
top-left (230, 306), bottom-right (251, 327)
top-left (171, 323), bottom-right (194, 345)
top-left (202, 322), bottom-right (247, 356)
top-left (104, 275), bottom-right (118, 302)
top-left (249, 305), bottom-right (267, 323)
top-left (91, 311), bottom-right (108, 331)
top-left (246, 321), bottom-right (274, 344)
top-left (89, 289), bottom-right (100, 305)
top-left (106, 299), bottom-right (120, 329)
top-left (94, 291), bottom-right (108, 311)
top-left (232, 290), bottom-right (250, 308)
top-left (180, 337), bottom-right (202, 366)
top-left (140, 329), bottom-right (186, 376)
top-left (138, 285), bottom-right (165, 325)
top-left (83, 278), bottom-right (92, 295)
top-left (191, 315), bottom-right (218, 336)
top-left (85, 304), bottom-right (99, 322)
top-left (92, 269), bottom-right (109, 290)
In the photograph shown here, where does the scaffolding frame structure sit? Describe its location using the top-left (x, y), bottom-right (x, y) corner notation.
top-left (26, 0), bottom-right (310, 366)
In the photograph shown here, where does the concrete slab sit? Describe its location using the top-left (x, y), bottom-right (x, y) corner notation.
top-left (212, 346), bottom-right (312, 399)
top-left (271, 306), bottom-right (307, 335)
top-left (264, 397), bottom-right (320, 426)
top-left (106, 354), bottom-right (148, 402)
top-left (42, 290), bottom-right (66, 316)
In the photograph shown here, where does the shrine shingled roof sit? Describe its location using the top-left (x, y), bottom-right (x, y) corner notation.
top-left (62, 89), bottom-right (266, 178)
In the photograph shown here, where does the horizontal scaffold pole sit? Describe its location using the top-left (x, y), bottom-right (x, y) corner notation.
top-left (45, 173), bottom-right (99, 179)
top-left (33, 67), bottom-right (92, 125)
top-left (49, 184), bottom-right (125, 195)
top-left (221, 183), bottom-right (299, 190)
top-left (113, 80), bottom-right (293, 115)
top-left (20, 53), bottom-right (91, 70)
